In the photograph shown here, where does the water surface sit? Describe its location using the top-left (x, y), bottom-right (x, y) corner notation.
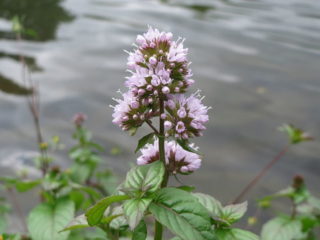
top-left (0, 0), bottom-right (320, 231)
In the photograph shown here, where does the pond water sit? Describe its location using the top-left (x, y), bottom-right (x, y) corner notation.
top-left (0, 0), bottom-right (320, 231)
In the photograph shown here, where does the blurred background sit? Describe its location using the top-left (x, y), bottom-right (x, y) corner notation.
top-left (0, 0), bottom-right (319, 232)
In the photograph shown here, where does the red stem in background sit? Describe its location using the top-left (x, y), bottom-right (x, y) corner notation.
top-left (16, 32), bottom-right (48, 176)
top-left (232, 145), bottom-right (290, 204)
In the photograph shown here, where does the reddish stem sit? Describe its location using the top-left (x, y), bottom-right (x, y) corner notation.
top-left (232, 145), bottom-right (290, 204)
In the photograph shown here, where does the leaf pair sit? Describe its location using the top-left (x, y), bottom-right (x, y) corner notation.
top-left (193, 193), bottom-right (247, 226)
top-left (193, 193), bottom-right (259, 240)
top-left (64, 161), bottom-right (165, 233)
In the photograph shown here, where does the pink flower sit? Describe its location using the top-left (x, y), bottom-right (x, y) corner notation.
top-left (137, 140), bottom-right (202, 173)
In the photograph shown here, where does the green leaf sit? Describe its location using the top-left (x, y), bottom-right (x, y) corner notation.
top-left (85, 195), bottom-right (130, 226)
top-left (60, 213), bottom-right (121, 232)
top-left (220, 201), bottom-right (248, 224)
top-left (69, 182), bottom-right (101, 200)
top-left (70, 162), bottom-right (92, 183)
top-left (87, 142), bottom-right (105, 152)
top-left (27, 197), bottom-right (75, 240)
top-left (299, 217), bottom-right (318, 233)
top-left (177, 185), bottom-right (195, 192)
top-left (149, 188), bottom-right (215, 240)
top-left (15, 179), bottom-right (41, 192)
top-left (129, 127), bottom-right (138, 136)
top-left (216, 228), bottom-right (259, 240)
top-left (123, 198), bottom-right (152, 230)
top-left (0, 178), bottom-right (41, 192)
top-left (176, 139), bottom-right (202, 155)
top-left (279, 124), bottom-right (313, 144)
top-left (109, 206), bottom-right (128, 229)
top-left (60, 214), bottom-right (89, 232)
top-left (135, 133), bottom-right (155, 153)
top-left (193, 193), bottom-right (223, 218)
top-left (122, 161), bottom-right (165, 196)
top-left (132, 220), bottom-right (147, 240)
top-left (261, 216), bottom-right (305, 240)
top-left (259, 186), bottom-right (310, 206)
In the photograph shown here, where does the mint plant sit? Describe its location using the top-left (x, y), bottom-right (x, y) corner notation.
top-left (63, 27), bottom-right (257, 240)
top-left (0, 25), bottom-right (318, 240)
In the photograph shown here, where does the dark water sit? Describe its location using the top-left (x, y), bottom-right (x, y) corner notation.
top-left (0, 0), bottom-right (320, 232)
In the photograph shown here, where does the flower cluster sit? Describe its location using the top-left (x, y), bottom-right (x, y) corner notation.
top-left (112, 91), bottom-right (158, 131)
top-left (73, 113), bottom-right (87, 127)
top-left (112, 27), bottom-right (210, 174)
top-left (125, 27), bottom-right (194, 100)
top-left (137, 140), bottom-right (202, 174)
top-left (164, 91), bottom-right (210, 139)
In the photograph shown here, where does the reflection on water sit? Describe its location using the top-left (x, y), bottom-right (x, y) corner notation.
top-left (0, 0), bottom-right (73, 96)
top-left (0, 0), bottom-right (74, 41)
top-left (0, 52), bottom-right (42, 71)
top-left (0, 0), bottom-right (320, 230)
top-left (0, 75), bottom-right (32, 95)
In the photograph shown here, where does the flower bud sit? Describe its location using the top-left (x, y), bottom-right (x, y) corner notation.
top-left (166, 99), bottom-right (175, 109)
top-left (146, 85), bottom-right (153, 91)
top-left (151, 76), bottom-right (160, 86)
top-left (177, 107), bottom-right (187, 118)
top-left (161, 113), bottom-right (167, 119)
top-left (138, 89), bottom-right (145, 96)
top-left (130, 100), bottom-right (139, 109)
top-left (182, 133), bottom-right (188, 139)
top-left (73, 113), bottom-right (87, 126)
top-left (150, 42), bottom-right (156, 48)
top-left (164, 121), bottom-right (172, 128)
top-left (162, 86), bottom-right (170, 94)
top-left (181, 166), bottom-right (188, 173)
top-left (149, 56), bottom-right (157, 65)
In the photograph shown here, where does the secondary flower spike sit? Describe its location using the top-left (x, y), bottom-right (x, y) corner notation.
top-left (111, 90), bottom-right (158, 131)
top-left (164, 91), bottom-right (210, 139)
top-left (137, 140), bottom-right (202, 174)
top-left (125, 26), bottom-right (194, 100)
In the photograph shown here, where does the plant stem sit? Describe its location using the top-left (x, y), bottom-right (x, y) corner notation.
top-left (16, 32), bottom-right (48, 176)
top-left (146, 120), bottom-right (159, 135)
top-left (154, 98), bottom-right (168, 240)
top-left (232, 145), bottom-right (289, 204)
top-left (291, 199), bottom-right (297, 219)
